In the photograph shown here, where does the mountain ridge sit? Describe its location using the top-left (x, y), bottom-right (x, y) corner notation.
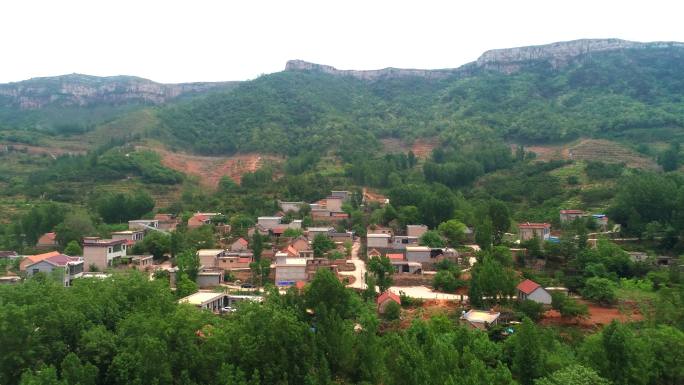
top-left (286, 38), bottom-right (684, 79)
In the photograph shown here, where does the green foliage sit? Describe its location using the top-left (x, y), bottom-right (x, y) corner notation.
top-left (582, 277), bottom-right (618, 305)
top-left (282, 228), bottom-right (303, 238)
top-left (63, 240), bottom-right (82, 256)
top-left (94, 191), bottom-right (154, 224)
top-left (469, 255), bottom-right (516, 307)
top-left (312, 233), bottom-right (334, 258)
top-left (418, 230), bottom-right (445, 247)
top-left (382, 301), bottom-right (401, 321)
top-left (139, 232), bottom-right (171, 260)
top-left (367, 256), bottom-right (394, 292)
top-left (516, 300), bottom-right (545, 322)
top-left (55, 211), bottom-right (96, 247)
top-left (534, 364), bottom-right (611, 385)
top-left (437, 219), bottom-right (467, 246)
top-left (585, 161), bottom-right (624, 180)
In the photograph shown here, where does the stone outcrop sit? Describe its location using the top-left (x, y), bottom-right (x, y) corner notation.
top-left (0, 74), bottom-right (238, 109)
top-left (286, 38), bottom-right (684, 80)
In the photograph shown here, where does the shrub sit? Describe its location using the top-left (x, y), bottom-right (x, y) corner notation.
top-left (582, 277), bottom-right (617, 305)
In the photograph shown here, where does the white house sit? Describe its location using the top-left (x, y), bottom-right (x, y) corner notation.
top-left (274, 257), bottom-right (308, 286)
top-left (516, 279), bottom-right (552, 304)
top-left (24, 254), bottom-right (84, 287)
top-left (462, 309), bottom-right (501, 329)
top-left (405, 246), bottom-right (432, 263)
top-left (367, 233), bottom-right (391, 249)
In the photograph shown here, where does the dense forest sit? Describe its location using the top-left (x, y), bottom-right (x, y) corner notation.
top-left (157, 47), bottom-right (684, 156)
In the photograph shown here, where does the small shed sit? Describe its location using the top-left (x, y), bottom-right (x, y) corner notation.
top-left (517, 279), bottom-right (552, 305)
top-left (376, 290), bottom-right (401, 314)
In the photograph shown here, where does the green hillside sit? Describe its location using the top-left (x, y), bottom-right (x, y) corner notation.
top-left (158, 46), bottom-right (684, 156)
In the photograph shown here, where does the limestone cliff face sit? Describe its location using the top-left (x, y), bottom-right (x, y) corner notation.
top-left (0, 74), bottom-right (237, 109)
top-left (286, 39), bottom-right (684, 80)
top-left (285, 59), bottom-right (460, 80)
top-left (475, 38), bottom-right (684, 74)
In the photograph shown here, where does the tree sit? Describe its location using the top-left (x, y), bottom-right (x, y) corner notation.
top-left (249, 259), bottom-right (270, 286)
top-left (489, 200), bottom-right (511, 245)
top-left (512, 318), bottom-right (543, 385)
top-left (141, 232), bottom-right (171, 260)
top-left (432, 270), bottom-right (463, 292)
top-left (312, 234), bottom-right (334, 258)
top-left (367, 256), bottom-right (393, 292)
top-left (54, 212), bottom-right (96, 247)
top-left (475, 219), bottom-right (493, 251)
top-left (282, 228), bottom-right (303, 238)
top-left (176, 272), bottom-right (198, 298)
top-left (516, 300), bottom-right (544, 322)
top-left (469, 255), bottom-right (516, 306)
top-left (535, 365), bottom-right (611, 385)
top-left (558, 297), bottom-right (589, 319)
top-left (95, 191), bottom-right (154, 223)
top-left (251, 232), bottom-right (263, 261)
top-left (437, 219), bottom-right (467, 246)
top-left (419, 230), bottom-right (445, 248)
top-left (582, 277), bottom-right (617, 305)
top-left (176, 249), bottom-right (200, 281)
top-left (383, 301), bottom-right (401, 321)
top-left (63, 240), bottom-right (82, 256)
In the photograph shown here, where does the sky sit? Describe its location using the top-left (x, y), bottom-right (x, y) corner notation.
top-left (1, 0), bottom-right (682, 84)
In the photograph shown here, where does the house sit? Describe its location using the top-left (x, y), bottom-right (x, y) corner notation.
top-left (592, 214), bottom-right (609, 230)
top-left (367, 225), bottom-right (393, 237)
top-left (257, 216), bottom-right (282, 230)
top-left (279, 201), bottom-right (305, 213)
top-left (0, 276), bottom-right (21, 285)
top-left (275, 258), bottom-right (309, 286)
top-left (405, 246), bottom-right (432, 263)
top-left (391, 261), bottom-right (422, 274)
top-left (307, 227), bottom-right (333, 241)
top-left (325, 196), bottom-right (344, 212)
top-left (36, 232), bottom-right (58, 249)
top-left (230, 238), bottom-right (249, 252)
top-left (518, 223), bottom-right (551, 241)
top-left (20, 251), bottom-right (62, 271)
top-left (124, 255), bottom-right (153, 269)
top-left (406, 225), bottom-right (428, 238)
top-left (330, 190), bottom-right (351, 201)
top-left (187, 212), bottom-right (222, 229)
top-left (376, 290), bottom-right (401, 314)
top-left (367, 233), bottom-right (391, 249)
top-left (305, 258), bottom-right (339, 280)
top-left (330, 231), bottom-right (353, 243)
top-left (560, 209), bottom-right (586, 223)
top-left (516, 279), bottom-right (552, 304)
top-left (82, 237), bottom-right (128, 271)
top-left (128, 219), bottom-right (159, 231)
top-left (628, 252), bottom-right (649, 263)
top-left (0, 251), bottom-right (19, 260)
top-left (461, 309), bottom-right (501, 329)
top-left (111, 230), bottom-right (145, 246)
top-left (24, 253), bottom-right (84, 286)
top-left (217, 254), bottom-right (252, 270)
top-left (197, 249), bottom-right (226, 268)
top-left (367, 248), bottom-right (382, 258)
top-left (179, 291), bottom-right (227, 312)
top-left (154, 214), bottom-right (180, 231)
top-left (391, 235), bottom-right (419, 249)
top-left (197, 269), bottom-right (223, 288)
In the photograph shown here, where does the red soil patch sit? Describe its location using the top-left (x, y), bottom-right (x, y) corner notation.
top-left (380, 138), bottom-right (439, 158)
top-left (150, 147), bottom-right (281, 188)
top-left (540, 299), bottom-right (643, 329)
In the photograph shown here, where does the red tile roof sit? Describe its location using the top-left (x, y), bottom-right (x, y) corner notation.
top-left (25, 251), bottom-right (61, 264)
top-left (518, 222), bottom-right (551, 229)
top-left (237, 238), bottom-right (249, 246)
top-left (271, 227), bottom-right (286, 234)
top-left (517, 279), bottom-right (541, 295)
top-left (295, 281), bottom-right (306, 290)
top-left (44, 254), bottom-right (81, 267)
top-left (386, 253), bottom-right (404, 260)
top-left (376, 290), bottom-right (401, 306)
top-left (238, 257), bottom-right (252, 264)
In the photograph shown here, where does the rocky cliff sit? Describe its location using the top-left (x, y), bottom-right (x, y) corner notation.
top-left (286, 38), bottom-right (684, 80)
top-left (0, 74), bottom-right (238, 109)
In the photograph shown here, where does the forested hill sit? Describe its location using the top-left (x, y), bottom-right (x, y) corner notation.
top-left (159, 39), bottom-right (684, 155)
top-left (0, 74), bottom-right (238, 134)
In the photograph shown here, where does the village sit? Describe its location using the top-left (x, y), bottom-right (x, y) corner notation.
top-left (0, 188), bottom-right (661, 331)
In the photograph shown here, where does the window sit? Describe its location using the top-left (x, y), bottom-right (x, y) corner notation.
top-left (32, 268), bottom-right (39, 275)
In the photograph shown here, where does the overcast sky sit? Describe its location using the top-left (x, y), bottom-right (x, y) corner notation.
top-left (1, 0), bottom-right (682, 84)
